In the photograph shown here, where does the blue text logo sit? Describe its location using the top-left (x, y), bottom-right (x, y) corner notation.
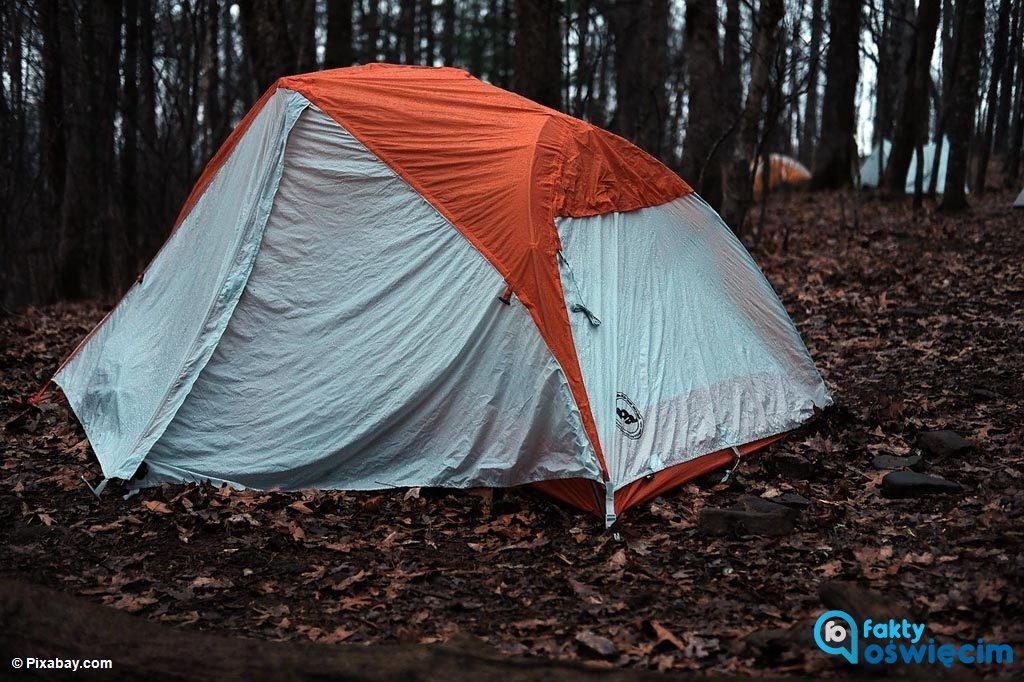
top-left (812, 610), bottom-right (1014, 669)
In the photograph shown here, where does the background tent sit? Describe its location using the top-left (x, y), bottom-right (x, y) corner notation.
top-left (858, 138), bottom-right (953, 194)
top-left (752, 154), bottom-right (812, 196)
top-left (36, 65), bottom-right (830, 525)
top-left (1015, 187), bottom-right (1024, 207)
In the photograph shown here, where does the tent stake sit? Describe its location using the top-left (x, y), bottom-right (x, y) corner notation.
top-left (719, 447), bottom-right (743, 483)
top-left (81, 476), bottom-right (109, 499)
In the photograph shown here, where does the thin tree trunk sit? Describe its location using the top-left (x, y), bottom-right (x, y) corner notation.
top-left (994, 0), bottom-right (1020, 153)
top-left (494, 0), bottom-right (514, 88)
top-left (605, 0), bottom-right (670, 156)
top-left (811, 0), bottom-right (862, 190)
top-left (883, 0), bottom-right (941, 195)
top-left (365, 0), bottom-right (381, 62)
top-left (325, 0), bottom-right (354, 68)
top-left (927, 0), bottom-right (958, 196)
top-left (973, 0), bottom-right (1011, 194)
top-left (720, 0), bottom-right (786, 230)
top-left (1005, 2), bottom-right (1024, 186)
top-left (680, 0), bottom-right (724, 208)
top-left (572, 0), bottom-right (592, 118)
top-left (398, 0), bottom-right (418, 64)
top-left (514, 0), bottom-right (563, 110)
top-left (57, 1), bottom-right (122, 298)
top-left (1006, 57), bottom-right (1024, 185)
top-left (941, 0), bottom-right (985, 209)
top-left (40, 0), bottom-right (65, 222)
top-left (720, 0), bottom-right (743, 166)
top-left (420, 0), bottom-right (436, 65)
top-left (874, 0), bottom-right (914, 147)
top-left (237, 0), bottom-right (297, 92)
top-left (293, 0), bottom-right (317, 72)
top-left (122, 0), bottom-right (141, 276)
top-left (440, 0), bottom-right (456, 66)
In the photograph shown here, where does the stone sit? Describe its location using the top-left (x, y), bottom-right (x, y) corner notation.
top-left (971, 388), bottom-right (1000, 401)
top-left (772, 492), bottom-right (811, 510)
top-left (881, 471), bottom-right (962, 498)
top-left (574, 631), bottom-right (617, 659)
top-left (763, 453), bottom-right (818, 479)
top-left (871, 454), bottom-right (924, 471)
top-left (698, 508), bottom-right (795, 537)
top-left (916, 430), bottom-right (973, 457)
top-left (733, 495), bottom-right (799, 519)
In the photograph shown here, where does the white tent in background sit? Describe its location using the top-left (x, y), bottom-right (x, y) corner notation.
top-left (858, 138), bottom-right (953, 194)
top-left (1014, 187), bottom-right (1024, 207)
top-left (858, 140), bottom-right (891, 189)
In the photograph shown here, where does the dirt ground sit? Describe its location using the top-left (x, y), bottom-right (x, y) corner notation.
top-left (2, 190), bottom-right (1022, 677)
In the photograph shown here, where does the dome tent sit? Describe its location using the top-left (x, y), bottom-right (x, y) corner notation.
top-left (1014, 187), bottom-right (1024, 207)
top-left (751, 153), bottom-right (812, 196)
top-left (35, 65), bottom-right (831, 525)
top-left (858, 138), bottom-right (953, 194)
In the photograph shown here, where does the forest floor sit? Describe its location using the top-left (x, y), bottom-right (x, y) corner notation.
top-left (1, 190), bottom-right (1022, 678)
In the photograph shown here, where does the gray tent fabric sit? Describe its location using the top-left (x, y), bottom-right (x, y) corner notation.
top-left (137, 105), bottom-right (601, 492)
top-left (557, 195), bottom-right (830, 492)
top-left (1014, 187), bottom-right (1024, 207)
top-left (858, 138), bottom-right (953, 194)
top-left (55, 91), bottom-right (309, 480)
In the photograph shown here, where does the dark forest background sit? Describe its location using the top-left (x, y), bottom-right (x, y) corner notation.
top-left (0, 0), bottom-right (1021, 310)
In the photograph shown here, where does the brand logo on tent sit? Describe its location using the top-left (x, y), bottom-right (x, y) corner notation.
top-left (615, 393), bottom-right (644, 439)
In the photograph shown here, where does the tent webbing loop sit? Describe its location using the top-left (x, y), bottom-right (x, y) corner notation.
top-left (557, 251), bottom-right (601, 327)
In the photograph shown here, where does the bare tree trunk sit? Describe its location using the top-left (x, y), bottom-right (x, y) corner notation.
top-left (589, 20), bottom-right (611, 126)
top-left (799, 0), bottom-right (823, 166)
top-left (364, 0), bottom-right (381, 61)
top-left (137, 0), bottom-right (162, 261)
top-left (873, 0), bottom-right (914, 148)
top-left (493, 0), bottom-right (514, 88)
top-left (238, 0), bottom-right (296, 91)
top-left (122, 0), bottom-right (141, 277)
top-left (720, 0), bottom-right (785, 230)
top-left (973, 0), bottom-right (1011, 194)
top-left (57, 1), bottom-right (122, 298)
top-left (784, 1), bottom-right (803, 157)
top-left (325, 0), bottom-right (354, 68)
top-left (1005, 1), bottom-right (1024, 187)
top-left (680, 0), bottom-right (724, 208)
top-left (883, 0), bottom-right (940, 195)
top-left (720, 0), bottom-right (743, 166)
top-left (994, 0), bottom-right (1020, 154)
top-left (39, 0), bottom-right (65, 232)
top-left (927, 0), bottom-right (957, 196)
top-left (398, 0), bottom-right (418, 64)
top-left (1007, 59), bottom-right (1024, 186)
top-left (941, 0), bottom-right (985, 210)
top-left (571, 0), bottom-right (593, 118)
top-left (204, 0), bottom-right (225, 158)
top-left (514, 0), bottom-right (563, 110)
top-left (811, 0), bottom-right (862, 190)
top-left (440, 0), bottom-right (456, 65)
top-left (420, 0), bottom-right (436, 65)
top-left (605, 0), bottom-right (670, 156)
top-left (293, 0), bottom-right (317, 72)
